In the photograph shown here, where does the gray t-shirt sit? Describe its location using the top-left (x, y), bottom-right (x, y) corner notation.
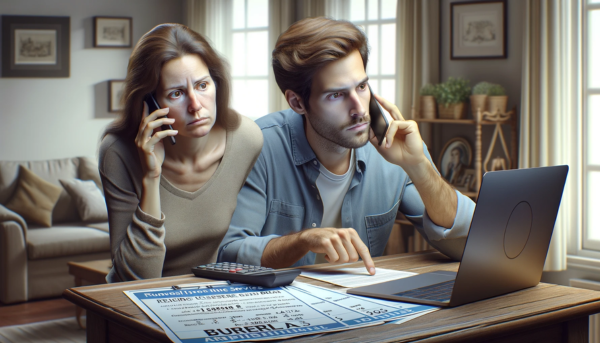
top-left (99, 116), bottom-right (263, 282)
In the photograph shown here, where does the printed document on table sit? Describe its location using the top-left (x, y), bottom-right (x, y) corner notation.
top-left (299, 267), bottom-right (416, 288)
top-left (123, 282), bottom-right (383, 343)
top-left (291, 282), bottom-right (438, 322)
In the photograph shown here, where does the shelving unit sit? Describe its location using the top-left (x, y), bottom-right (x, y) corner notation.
top-left (414, 107), bottom-right (519, 199)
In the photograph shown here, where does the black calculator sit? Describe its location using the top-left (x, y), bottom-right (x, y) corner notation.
top-left (191, 262), bottom-right (301, 288)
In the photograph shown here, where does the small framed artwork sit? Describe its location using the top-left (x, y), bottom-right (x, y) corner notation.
top-left (108, 80), bottom-right (126, 112)
top-left (94, 17), bottom-right (132, 48)
top-left (451, 0), bottom-right (507, 59)
top-left (439, 137), bottom-right (473, 186)
top-left (455, 168), bottom-right (477, 192)
top-left (1, 15), bottom-right (70, 78)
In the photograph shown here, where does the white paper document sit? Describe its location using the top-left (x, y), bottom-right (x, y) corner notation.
top-left (299, 267), bottom-right (416, 288)
top-left (124, 281), bottom-right (438, 343)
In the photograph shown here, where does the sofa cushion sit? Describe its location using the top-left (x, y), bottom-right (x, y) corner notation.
top-left (78, 157), bottom-right (103, 194)
top-left (5, 166), bottom-right (63, 227)
top-left (26, 225), bottom-right (110, 260)
top-left (0, 158), bottom-right (81, 224)
top-left (59, 179), bottom-right (108, 222)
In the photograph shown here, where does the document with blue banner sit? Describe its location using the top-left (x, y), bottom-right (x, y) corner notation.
top-left (124, 281), bottom-right (438, 343)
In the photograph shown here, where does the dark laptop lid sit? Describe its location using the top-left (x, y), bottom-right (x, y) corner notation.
top-left (448, 165), bottom-right (569, 306)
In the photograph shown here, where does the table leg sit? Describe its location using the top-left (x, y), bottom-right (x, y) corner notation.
top-left (86, 311), bottom-right (107, 343)
top-left (74, 276), bottom-right (86, 329)
top-left (567, 316), bottom-right (589, 343)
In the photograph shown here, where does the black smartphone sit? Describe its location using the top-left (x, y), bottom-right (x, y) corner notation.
top-left (368, 84), bottom-right (393, 146)
top-left (144, 93), bottom-right (176, 145)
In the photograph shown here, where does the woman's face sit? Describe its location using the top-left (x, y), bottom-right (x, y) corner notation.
top-left (155, 54), bottom-right (217, 139)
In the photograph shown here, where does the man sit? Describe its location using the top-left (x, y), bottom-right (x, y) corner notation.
top-left (218, 17), bottom-right (476, 274)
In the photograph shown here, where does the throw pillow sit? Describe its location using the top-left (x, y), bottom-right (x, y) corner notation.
top-left (5, 165), bottom-right (63, 227)
top-left (59, 178), bottom-right (108, 222)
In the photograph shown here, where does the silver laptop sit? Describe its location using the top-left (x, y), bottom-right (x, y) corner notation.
top-left (348, 165), bottom-right (569, 307)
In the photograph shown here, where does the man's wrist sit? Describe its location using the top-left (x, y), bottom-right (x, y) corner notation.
top-left (402, 158), bottom-right (433, 185)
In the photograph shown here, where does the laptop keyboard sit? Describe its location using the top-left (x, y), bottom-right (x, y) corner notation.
top-left (394, 280), bottom-right (455, 302)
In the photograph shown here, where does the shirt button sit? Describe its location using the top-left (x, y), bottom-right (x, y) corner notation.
top-left (312, 185), bottom-right (316, 189)
top-left (317, 195), bottom-right (320, 200)
top-left (313, 160), bottom-right (318, 165)
top-left (312, 223), bottom-right (317, 227)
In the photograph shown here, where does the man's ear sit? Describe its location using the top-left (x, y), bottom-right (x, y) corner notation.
top-left (285, 90), bottom-right (307, 115)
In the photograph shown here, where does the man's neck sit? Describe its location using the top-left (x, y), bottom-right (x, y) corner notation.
top-left (304, 119), bottom-right (352, 175)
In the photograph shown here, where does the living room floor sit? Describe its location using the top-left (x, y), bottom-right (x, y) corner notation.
top-left (0, 297), bottom-right (75, 327)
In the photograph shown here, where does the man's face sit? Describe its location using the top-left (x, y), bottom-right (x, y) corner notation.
top-left (304, 50), bottom-right (370, 149)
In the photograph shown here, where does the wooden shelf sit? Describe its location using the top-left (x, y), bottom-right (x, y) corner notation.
top-left (414, 118), bottom-right (512, 125)
top-left (414, 107), bottom-right (519, 200)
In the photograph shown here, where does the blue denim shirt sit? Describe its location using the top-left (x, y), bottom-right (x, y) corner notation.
top-left (218, 109), bottom-right (476, 266)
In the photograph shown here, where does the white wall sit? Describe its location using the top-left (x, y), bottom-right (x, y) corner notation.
top-left (0, 0), bottom-right (183, 161)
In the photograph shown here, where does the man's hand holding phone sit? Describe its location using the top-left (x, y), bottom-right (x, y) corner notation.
top-left (135, 96), bottom-right (178, 180)
top-left (367, 90), bottom-right (428, 172)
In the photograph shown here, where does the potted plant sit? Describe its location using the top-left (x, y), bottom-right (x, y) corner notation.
top-left (487, 84), bottom-right (508, 114)
top-left (435, 77), bottom-right (471, 119)
top-left (419, 83), bottom-right (438, 119)
top-left (471, 82), bottom-right (493, 117)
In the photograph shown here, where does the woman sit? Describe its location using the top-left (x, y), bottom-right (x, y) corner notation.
top-left (99, 24), bottom-right (263, 282)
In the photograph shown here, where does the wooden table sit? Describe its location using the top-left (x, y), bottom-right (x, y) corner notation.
top-left (63, 251), bottom-right (600, 342)
top-left (67, 259), bottom-right (112, 328)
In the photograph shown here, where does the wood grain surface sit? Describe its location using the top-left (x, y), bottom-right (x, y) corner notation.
top-left (63, 251), bottom-right (600, 343)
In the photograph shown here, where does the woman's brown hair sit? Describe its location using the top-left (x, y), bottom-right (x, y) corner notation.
top-left (272, 17), bottom-right (369, 111)
top-left (103, 23), bottom-right (239, 141)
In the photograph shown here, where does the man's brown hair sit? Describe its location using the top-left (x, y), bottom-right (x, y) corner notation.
top-left (103, 23), bottom-right (239, 141)
top-left (272, 17), bottom-right (369, 110)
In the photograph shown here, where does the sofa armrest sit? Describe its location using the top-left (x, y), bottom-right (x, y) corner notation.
top-left (0, 205), bottom-right (28, 304)
top-left (0, 204), bottom-right (27, 241)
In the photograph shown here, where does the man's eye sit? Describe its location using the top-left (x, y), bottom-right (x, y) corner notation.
top-left (331, 93), bottom-right (340, 99)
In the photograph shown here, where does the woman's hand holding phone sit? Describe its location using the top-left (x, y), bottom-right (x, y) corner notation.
top-left (135, 100), bottom-right (178, 180)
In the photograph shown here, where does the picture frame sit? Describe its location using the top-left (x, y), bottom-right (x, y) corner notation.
top-left (455, 168), bottom-right (477, 192)
top-left (108, 79), bottom-right (126, 112)
top-left (451, 0), bottom-right (507, 60)
top-left (1, 15), bottom-right (70, 78)
top-left (94, 17), bottom-right (132, 48)
top-left (439, 137), bottom-right (473, 186)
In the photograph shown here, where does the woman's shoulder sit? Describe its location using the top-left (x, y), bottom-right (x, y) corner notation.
top-left (230, 115), bottom-right (264, 152)
top-left (98, 133), bottom-right (139, 171)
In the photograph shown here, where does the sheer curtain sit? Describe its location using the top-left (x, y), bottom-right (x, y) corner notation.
top-left (520, 0), bottom-right (579, 271)
top-left (396, 0), bottom-right (439, 121)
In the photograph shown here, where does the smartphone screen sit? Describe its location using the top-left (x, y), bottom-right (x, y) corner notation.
top-left (368, 85), bottom-right (392, 146)
top-left (144, 93), bottom-right (176, 145)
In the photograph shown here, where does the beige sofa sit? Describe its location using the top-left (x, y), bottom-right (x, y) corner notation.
top-left (0, 157), bottom-right (111, 304)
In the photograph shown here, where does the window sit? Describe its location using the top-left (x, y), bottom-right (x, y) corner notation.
top-left (583, 0), bottom-right (600, 251)
top-left (230, 0), bottom-right (269, 120)
top-left (347, 0), bottom-right (397, 103)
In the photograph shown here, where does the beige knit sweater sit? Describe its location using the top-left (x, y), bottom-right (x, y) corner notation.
top-left (98, 116), bottom-right (263, 282)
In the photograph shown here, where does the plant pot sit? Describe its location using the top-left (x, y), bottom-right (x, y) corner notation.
top-left (420, 96), bottom-right (436, 119)
top-left (487, 96), bottom-right (508, 114)
top-left (438, 103), bottom-right (466, 119)
top-left (470, 94), bottom-right (487, 117)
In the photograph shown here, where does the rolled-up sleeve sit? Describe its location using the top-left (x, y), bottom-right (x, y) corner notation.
top-left (218, 154), bottom-right (279, 265)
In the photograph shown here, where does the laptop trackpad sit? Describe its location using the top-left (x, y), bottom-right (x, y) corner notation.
top-left (350, 271), bottom-right (457, 296)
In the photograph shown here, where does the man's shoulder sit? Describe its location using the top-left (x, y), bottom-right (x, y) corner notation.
top-left (255, 108), bottom-right (299, 131)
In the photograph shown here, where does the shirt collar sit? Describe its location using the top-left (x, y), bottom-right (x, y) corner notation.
top-left (286, 109), bottom-right (368, 172)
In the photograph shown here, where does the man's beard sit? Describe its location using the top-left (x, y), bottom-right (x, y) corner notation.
top-left (306, 112), bottom-right (371, 149)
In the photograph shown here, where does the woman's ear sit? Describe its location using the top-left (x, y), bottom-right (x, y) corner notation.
top-left (285, 90), bottom-right (307, 115)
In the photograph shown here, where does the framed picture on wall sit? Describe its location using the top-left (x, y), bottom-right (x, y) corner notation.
top-left (108, 79), bottom-right (126, 112)
top-left (94, 17), bottom-right (132, 48)
top-left (1, 15), bottom-right (70, 77)
top-left (451, 0), bottom-right (507, 59)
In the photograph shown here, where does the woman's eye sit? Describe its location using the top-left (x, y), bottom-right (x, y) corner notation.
top-left (359, 83), bottom-right (367, 90)
top-left (169, 90), bottom-right (182, 99)
top-left (197, 82), bottom-right (207, 90)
